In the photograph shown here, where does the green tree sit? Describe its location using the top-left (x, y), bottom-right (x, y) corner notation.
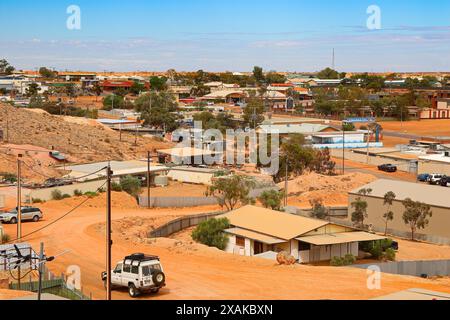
top-left (26, 83), bottom-right (40, 97)
top-left (265, 72), bottom-right (287, 84)
top-left (190, 85), bottom-right (211, 97)
top-left (351, 189), bottom-right (372, 228)
top-left (253, 66), bottom-right (265, 84)
top-left (39, 67), bottom-right (56, 78)
top-left (149, 76), bottom-right (168, 91)
top-left (134, 91), bottom-right (179, 132)
top-left (92, 82), bottom-right (103, 101)
top-left (0, 59), bottom-right (15, 75)
top-left (103, 94), bottom-right (124, 110)
top-left (120, 175), bottom-right (142, 198)
top-left (243, 95), bottom-right (265, 129)
top-left (206, 175), bottom-right (256, 211)
top-left (310, 199), bottom-right (328, 220)
top-left (382, 191), bottom-right (396, 235)
top-left (258, 189), bottom-right (284, 210)
top-left (402, 198), bottom-right (433, 241)
top-left (317, 67), bottom-right (339, 79)
top-left (192, 218), bottom-right (230, 250)
top-left (130, 81), bottom-right (145, 95)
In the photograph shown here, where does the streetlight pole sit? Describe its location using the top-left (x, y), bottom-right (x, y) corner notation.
top-left (147, 151), bottom-right (151, 209)
top-left (16, 154), bottom-right (23, 288)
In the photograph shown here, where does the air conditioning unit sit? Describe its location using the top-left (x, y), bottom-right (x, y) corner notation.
top-left (445, 151), bottom-right (450, 157)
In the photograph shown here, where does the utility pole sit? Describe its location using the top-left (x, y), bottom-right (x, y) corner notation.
top-left (147, 151), bottom-right (151, 209)
top-left (342, 123), bottom-right (346, 175)
top-left (284, 157), bottom-right (289, 207)
top-left (37, 242), bottom-right (44, 301)
top-left (17, 154), bottom-right (23, 288)
top-left (106, 165), bottom-right (113, 301)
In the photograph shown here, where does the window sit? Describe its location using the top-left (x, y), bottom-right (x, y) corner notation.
top-left (298, 241), bottom-right (311, 251)
top-left (142, 264), bottom-right (162, 277)
top-left (123, 264), bottom-right (131, 273)
top-left (236, 236), bottom-right (245, 247)
top-left (114, 264), bottom-right (122, 273)
top-left (131, 266), bottom-right (139, 274)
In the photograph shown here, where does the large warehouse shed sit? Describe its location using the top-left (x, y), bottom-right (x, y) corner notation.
top-left (348, 179), bottom-right (450, 243)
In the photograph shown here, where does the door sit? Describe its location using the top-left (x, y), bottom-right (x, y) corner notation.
top-left (21, 208), bottom-right (32, 221)
top-left (112, 263), bottom-right (123, 285)
top-left (254, 241), bottom-right (264, 255)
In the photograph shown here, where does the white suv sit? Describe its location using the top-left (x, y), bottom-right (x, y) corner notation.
top-left (102, 253), bottom-right (166, 298)
top-left (428, 174), bottom-right (444, 185)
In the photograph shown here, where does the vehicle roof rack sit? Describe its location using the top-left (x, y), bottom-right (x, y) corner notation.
top-left (124, 253), bottom-right (160, 263)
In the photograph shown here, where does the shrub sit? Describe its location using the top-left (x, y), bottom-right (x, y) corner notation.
top-left (120, 176), bottom-right (142, 198)
top-left (1, 233), bottom-right (11, 244)
top-left (62, 194), bottom-right (71, 199)
top-left (343, 254), bottom-right (356, 265)
top-left (73, 189), bottom-right (83, 197)
top-left (330, 256), bottom-right (345, 266)
top-left (192, 218), bottom-right (230, 250)
top-left (84, 191), bottom-right (99, 198)
top-left (51, 189), bottom-right (63, 201)
top-left (331, 254), bottom-right (356, 266)
top-left (32, 198), bottom-right (44, 204)
top-left (111, 182), bottom-right (123, 192)
top-left (383, 248), bottom-right (396, 261)
top-left (0, 172), bottom-right (17, 183)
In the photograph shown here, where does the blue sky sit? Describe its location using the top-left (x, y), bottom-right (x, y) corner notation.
top-left (1, 0), bottom-right (450, 72)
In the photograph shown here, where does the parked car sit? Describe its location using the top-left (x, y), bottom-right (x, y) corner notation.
top-left (0, 206), bottom-right (43, 224)
top-left (378, 164), bottom-right (397, 173)
top-left (428, 174), bottom-right (444, 185)
top-left (44, 178), bottom-right (72, 188)
top-left (417, 173), bottom-right (430, 182)
top-left (440, 176), bottom-right (450, 187)
top-left (101, 253), bottom-right (166, 298)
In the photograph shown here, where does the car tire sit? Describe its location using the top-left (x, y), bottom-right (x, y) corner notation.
top-left (128, 283), bottom-right (139, 298)
top-left (33, 215), bottom-right (40, 222)
top-left (151, 288), bottom-right (160, 294)
top-left (10, 217), bottom-right (17, 224)
top-left (152, 271), bottom-right (166, 287)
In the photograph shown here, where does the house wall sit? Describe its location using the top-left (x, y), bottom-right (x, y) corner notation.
top-left (418, 160), bottom-right (450, 176)
top-left (348, 194), bottom-right (450, 241)
top-left (299, 243), bottom-right (358, 264)
top-left (168, 169), bottom-right (214, 185)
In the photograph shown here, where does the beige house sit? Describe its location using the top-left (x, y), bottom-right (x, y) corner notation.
top-left (349, 179), bottom-right (450, 243)
top-left (221, 206), bottom-right (385, 263)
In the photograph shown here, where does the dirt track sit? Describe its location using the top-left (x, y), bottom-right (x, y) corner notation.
top-left (2, 193), bottom-right (450, 300)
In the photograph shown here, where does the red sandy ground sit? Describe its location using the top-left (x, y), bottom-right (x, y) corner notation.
top-left (379, 119), bottom-right (450, 137)
top-left (2, 192), bottom-right (450, 300)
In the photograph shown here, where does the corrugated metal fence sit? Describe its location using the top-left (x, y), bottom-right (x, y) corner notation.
top-left (352, 259), bottom-right (450, 277)
top-left (148, 212), bottom-right (224, 238)
top-left (139, 196), bottom-right (218, 208)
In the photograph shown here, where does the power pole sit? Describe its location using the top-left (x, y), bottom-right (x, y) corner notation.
top-left (37, 242), bottom-right (44, 301)
top-left (342, 123), bottom-right (346, 175)
top-left (17, 154), bottom-right (23, 288)
top-left (106, 165), bottom-right (113, 301)
top-left (284, 157), bottom-right (288, 207)
top-left (147, 151), bottom-right (151, 209)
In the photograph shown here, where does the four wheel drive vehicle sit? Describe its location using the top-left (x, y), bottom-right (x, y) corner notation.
top-left (417, 173), bottom-right (430, 182)
top-left (378, 164), bottom-right (398, 173)
top-left (440, 176), bottom-right (450, 187)
top-left (0, 206), bottom-right (43, 224)
top-left (428, 174), bottom-right (444, 185)
top-left (102, 253), bottom-right (166, 298)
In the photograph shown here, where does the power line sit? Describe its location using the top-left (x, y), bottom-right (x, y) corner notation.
top-left (4, 181), bottom-right (107, 245)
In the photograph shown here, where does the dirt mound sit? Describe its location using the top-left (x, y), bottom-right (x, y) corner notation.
top-left (0, 103), bottom-right (171, 166)
top-left (40, 191), bottom-right (139, 210)
top-left (280, 172), bottom-right (377, 207)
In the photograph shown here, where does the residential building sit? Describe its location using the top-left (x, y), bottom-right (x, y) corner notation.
top-left (221, 205), bottom-right (386, 263)
top-left (418, 152), bottom-right (450, 175)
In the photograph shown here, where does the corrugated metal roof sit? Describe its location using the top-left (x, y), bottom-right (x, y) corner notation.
top-left (224, 228), bottom-right (286, 245)
top-left (221, 205), bottom-right (329, 240)
top-left (296, 231), bottom-right (386, 246)
top-left (350, 179), bottom-right (450, 208)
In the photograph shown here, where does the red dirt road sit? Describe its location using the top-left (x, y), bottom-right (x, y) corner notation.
top-left (2, 194), bottom-right (450, 300)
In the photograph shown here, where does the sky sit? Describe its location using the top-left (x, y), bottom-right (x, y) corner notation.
top-left (1, 0), bottom-right (450, 72)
